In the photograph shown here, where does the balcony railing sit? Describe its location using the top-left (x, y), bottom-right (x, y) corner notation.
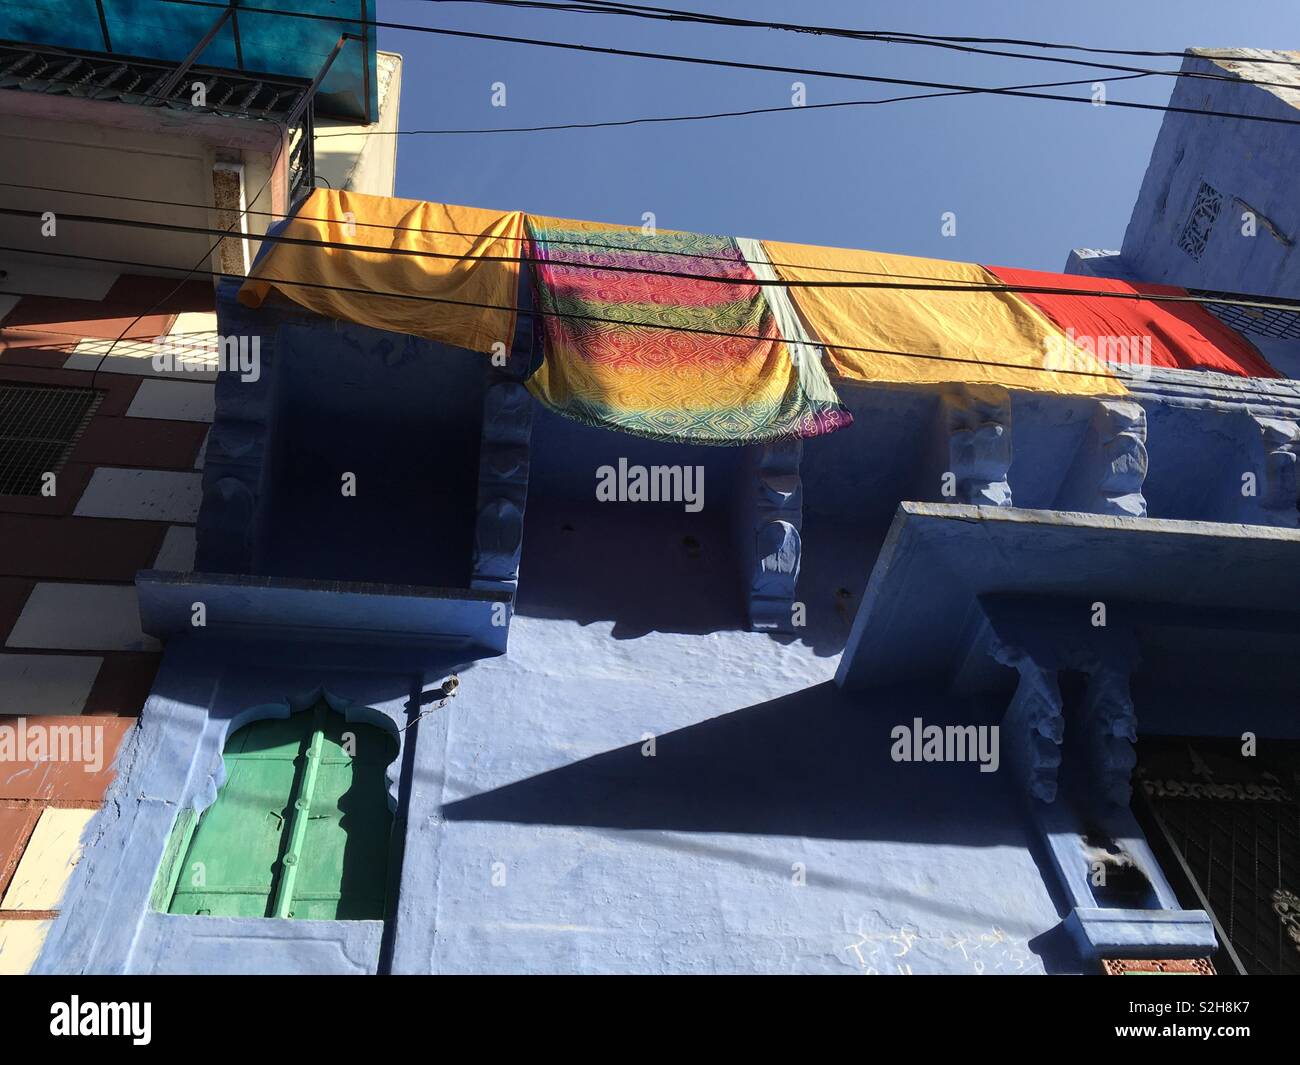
top-left (0, 38), bottom-right (317, 202)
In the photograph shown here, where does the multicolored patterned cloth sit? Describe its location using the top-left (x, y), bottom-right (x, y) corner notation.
top-left (523, 215), bottom-right (852, 445)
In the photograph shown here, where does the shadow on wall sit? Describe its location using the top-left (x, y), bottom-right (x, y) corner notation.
top-left (259, 328), bottom-right (486, 588)
top-left (515, 498), bottom-right (744, 638)
top-left (445, 681), bottom-right (1026, 846)
top-left (440, 680), bottom-right (1075, 970)
top-left (513, 501), bottom-right (871, 655)
top-left (516, 398), bottom-right (935, 652)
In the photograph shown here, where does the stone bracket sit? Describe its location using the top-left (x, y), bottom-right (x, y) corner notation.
top-left (1083, 666), bottom-right (1139, 807)
top-left (989, 641), bottom-right (1065, 803)
top-left (195, 280), bottom-right (284, 575)
top-left (1055, 399), bottom-right (1148, 518)
top-left (748, 438), bottom-right (803, 632)
top-left (471, 378), bottom-right (533, 595)
top-left (981, 595), bottom-right (1141, 809)
top-left (939, 385), bottom-right (1012, 507)
top-left (1244, 413), bottom-right (1300, 527)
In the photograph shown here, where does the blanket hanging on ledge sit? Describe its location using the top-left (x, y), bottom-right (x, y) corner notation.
top-left (239, 190), bottom-right (523, 355)
top-left (523, 215), bottom-right (852, 445)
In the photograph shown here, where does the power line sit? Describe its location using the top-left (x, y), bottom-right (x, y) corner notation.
top-left (407, 0), bottom-right (1300, 90)
top-left (0, 177), bottom-right (1079, 287)
top-left (542, 1), bottom-right (1300, 67)
top-left (4, 202), bottom-right (1299, 314)
top-left (83, 129), bottom-right (289, 390)
top-left (1, 45), bottom-right (1156, 137)
top-left (154, 0), bottom-right (1300, 129)
top-left (3, 242), bottom-right (1294, 401)
top-left (82, 24), bottom-right (366, 387)
top-left (312, 72), bottom-right (1156, 137)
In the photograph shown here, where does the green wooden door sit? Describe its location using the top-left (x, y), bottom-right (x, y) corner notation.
top-left (166, 703), bottom-right (397, 920)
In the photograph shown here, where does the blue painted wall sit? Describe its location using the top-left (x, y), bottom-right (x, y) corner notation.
top-left (40, 53), bottom-right (1300, 968)
top-left (1117, 53), bottom-right (1300, 298)
top-left (391, 626), bottom-right (1061, 975)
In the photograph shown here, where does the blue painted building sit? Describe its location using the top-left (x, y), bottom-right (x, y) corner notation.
top-left (19, 44), bottom-right (1300, 976)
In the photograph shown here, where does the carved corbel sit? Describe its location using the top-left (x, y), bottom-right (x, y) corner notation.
top-left (1244, 415), bottom-right (1300, 527)
top-left (989, 638), bottom-right (1064, 802)
top-left (750, 520), bottom-right (801, 633)
top-left (1082, 666), bottom-right (1138, 807)
top-left (755, 438), bottom-right (803, 528)
top-left (940, 385), bottom-right (1012, 507)
top-left (1068, 400), bottom-right (1148, 518)
top-left (747, 439), bottom-right (803, 632)
top-left (471, 380), bottom-right (533, 592)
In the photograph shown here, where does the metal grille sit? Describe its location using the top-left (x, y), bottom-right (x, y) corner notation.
top-left (1139, 738), bottom-right (1300, 976)
top-left (0, 384), bottom-right (100, 496)
top-left (0, 41), bottom-right (309, 120)
top-left (1197, 294), bottom-right (1300, 340)
top-left (0, 40), bottom-right (316, 202)
top-left (1177, 181), bottom-right (1224, 262)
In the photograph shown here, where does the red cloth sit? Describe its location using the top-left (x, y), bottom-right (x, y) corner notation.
top-left (986, 265), bottom-right (1279, 379)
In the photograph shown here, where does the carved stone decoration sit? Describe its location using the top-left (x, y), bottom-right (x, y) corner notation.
top-left (979, 598), bottom-right (1144, 810)
top-left (1082, 666), bottom-right (1139, 807)
top-left (195, 476), bottom-right (257, 574)
top-left (471, 379), bottom-right (533, 592)
top-left (747, 440), bottom-right (803, 632)
top-left (483, 379), bottom-right (533, 447)
top-left (751, 520), bottom-right (801, 632)
top-left (1006, 664), bottom-right (1065, 803)
top-left (210, 419), bottom-right (259, 461)
top-left (941, 385), bottom-right (1012, 507)
top-left (1271, 888), bottom-right (1300, 954)
top-left (989, 636), bottom-right (1064, 802)
top-left (755, 438), bottom-right (803, 527)
top-left (1247, 415), bottom-right (1300, 527)
top-left (473, 497), bottom-right (524, 583)
top-left (1052, 399), bottom-right (1148, 518)
top-left (194, 280), bottom-right (281, 575)
top-left (1092, 400), bottom-right (1148, 517)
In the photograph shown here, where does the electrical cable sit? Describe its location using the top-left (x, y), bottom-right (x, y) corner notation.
top-left (313, 71), bottom-right (1156, 136)
top-left (6, 241), bottom-right (1299, 401)
top-left (151, 0), bottom-right (1300, 129)
top-left (4, 203), bottom-right (1298, 314)
top-left (514, 0), bottom-right (1300, 66)
top-left (83, 128), bottom-right (289, 392)
top-left (402, 0), bottom-right (1300, 90)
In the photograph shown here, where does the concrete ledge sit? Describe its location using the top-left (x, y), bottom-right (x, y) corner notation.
top-left (836, 502), bottom-right (1300, 692)
top-left (133, 913), bottom-right (383, 976)
top-left (137, 569), bottom-right (511, 657)
top-left (1064, 907), bottom-right (1217, 960)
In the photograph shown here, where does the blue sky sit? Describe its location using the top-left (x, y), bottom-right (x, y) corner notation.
top-left (380, 1), bottom-right (1297, 271)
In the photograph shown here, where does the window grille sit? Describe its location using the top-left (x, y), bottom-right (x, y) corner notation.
top-left (1137, 737), bottom-right (1300, 976)
top-left (0, 383), bottom-right (100, 496)
top-left (1197, 294), bottom-right (1300, 341)
top-left (1177, 181), bottom-right (1224, 262)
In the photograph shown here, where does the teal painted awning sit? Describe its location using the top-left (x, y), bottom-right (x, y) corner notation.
top-left (0, 0), bottom-right (376, 120)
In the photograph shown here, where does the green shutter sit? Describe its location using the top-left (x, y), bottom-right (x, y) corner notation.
top-left (163, 703), bottom-right (397, 920)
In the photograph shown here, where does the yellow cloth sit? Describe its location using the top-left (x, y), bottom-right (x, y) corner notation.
top-left (763, 240), bottom-right (1125, 395)
top-left (239, 190), bottom-right (523, 354)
